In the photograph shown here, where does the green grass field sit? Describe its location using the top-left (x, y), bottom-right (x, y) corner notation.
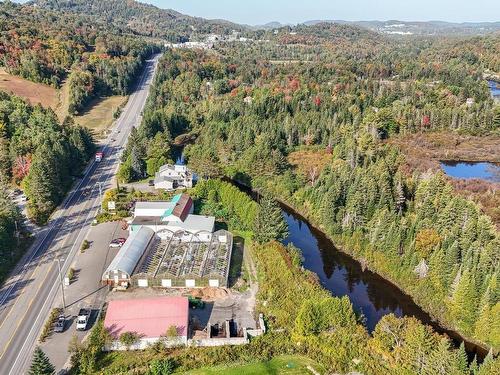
top-left (74, 95), bottom-right (127, 136)
top-left (182, 355), bottom-right (323, 375)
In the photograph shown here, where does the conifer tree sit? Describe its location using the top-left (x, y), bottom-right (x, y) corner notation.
top-left (253, 194), bottom-right (288, 244)
top-left (24, 143), bottom-right (60, 223)
top-left (444, 241), bottom-right (460, 284)
top-left (449, 269), bottom-right (477, 335)
top-left (29, 347), bottom-right (55, 375)
top-left (456, 342), bottom-right (468, 373)
top-left (469, 355), bottom-right (479, 375)
top-left (131, 145), bottom-right (146, 179)
top-left (426, 337), bottom-right (454, 375)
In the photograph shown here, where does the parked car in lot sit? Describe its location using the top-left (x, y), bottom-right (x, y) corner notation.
top-left (109, 238), bottom-right (126, 248)
top-left (76, 309), bottom-right (91, 331)
top-left (53, 314), bottom-right (65, 333)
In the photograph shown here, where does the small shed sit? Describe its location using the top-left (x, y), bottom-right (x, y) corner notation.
top-left (102, 226), bottom-right (155, 287)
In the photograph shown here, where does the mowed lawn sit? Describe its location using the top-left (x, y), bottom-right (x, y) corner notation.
top-left (74, 95), bottom-right (127, 135)
top-left (182, 355), bottom-right (324, 375)
top-left (0, 68), bottom-right (58, 108)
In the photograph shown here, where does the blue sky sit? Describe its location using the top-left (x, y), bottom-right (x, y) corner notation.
top-left (144, 0), bottom-right (500, 25)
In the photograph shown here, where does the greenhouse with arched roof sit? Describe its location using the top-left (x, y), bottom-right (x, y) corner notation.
top-left (102, 226), bottom-right (157, 287)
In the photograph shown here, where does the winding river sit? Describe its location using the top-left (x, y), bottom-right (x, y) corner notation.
top-left (229, 180), bottom-right (488, 361)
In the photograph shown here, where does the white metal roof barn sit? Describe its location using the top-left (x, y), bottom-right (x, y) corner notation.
top-left (102, 226), bottom-right (156, 286)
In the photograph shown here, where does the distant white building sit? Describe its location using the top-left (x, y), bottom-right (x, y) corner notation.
top-left (165, 41), bottom-right (213, 50)
top-left (154, 164), bottom-right (193, 191)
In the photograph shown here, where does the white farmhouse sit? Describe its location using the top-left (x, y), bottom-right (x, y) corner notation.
top-left (154, 164), bottom-right (193, 191)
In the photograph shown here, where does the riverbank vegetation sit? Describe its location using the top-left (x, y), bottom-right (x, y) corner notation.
top-left (120, 42), bottom-right (499, 352)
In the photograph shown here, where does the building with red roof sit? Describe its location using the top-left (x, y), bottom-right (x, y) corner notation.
top-left (104, 296), bottom-right (189, 350)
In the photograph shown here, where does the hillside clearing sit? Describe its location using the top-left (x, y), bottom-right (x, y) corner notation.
top-left (74, 95), bottom-right (127, 136)
top-left (287, 148), bottom-right (332, 183)
top-left (0, 68), bottom-right (58, 109)
top-left (55, 79), bottom-right (71, 122)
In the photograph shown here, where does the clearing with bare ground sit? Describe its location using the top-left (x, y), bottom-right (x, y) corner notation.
top-left (0, 69), bottom-right (127, 129)
top-left (0, 68), bottom-right (59, 109)
top-left (74, 95), bottom-right (127, 137)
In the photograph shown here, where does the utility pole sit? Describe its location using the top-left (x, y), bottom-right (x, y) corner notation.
top-left (14, 220), bottom-right (19, 245)
top-left (56, 258), bottom-right (66, 310)
top-left (97, 182), bottom-right (103, 213)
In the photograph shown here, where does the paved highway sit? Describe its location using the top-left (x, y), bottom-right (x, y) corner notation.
top-left (0, 54), bottom-right (161, 374)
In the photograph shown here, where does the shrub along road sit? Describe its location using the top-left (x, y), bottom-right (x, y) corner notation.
top-left (0, 54), bottom-right (161, 375)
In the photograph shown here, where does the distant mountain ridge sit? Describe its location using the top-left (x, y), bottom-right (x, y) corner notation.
top-left (29, 0), bottom-right (500, 38)
top-left (267, 19), bottom-right (500, 35)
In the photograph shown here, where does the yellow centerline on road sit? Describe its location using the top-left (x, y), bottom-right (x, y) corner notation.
top-left (0, 55), bottom-right (161, 374)
top-left (2, 180), bottom-right (104, 370)
top-left (0, 250), bottom-right (46, 335)
top-left (0, 262), bottom-right (56, 361)
top-left (0, 172), bottom-right (101, 359)
top-left (0, 136), bottom-right (115, 339)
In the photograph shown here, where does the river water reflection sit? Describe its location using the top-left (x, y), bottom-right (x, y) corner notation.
top-left (488, 80), bottom-right (500, 98)
top-left (280, 207), bottom-right (487, 360)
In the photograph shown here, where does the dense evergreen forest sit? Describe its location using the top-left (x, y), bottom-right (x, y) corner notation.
top-left (0, 92), bottom-right (95, 221)
top-left (121, 30), bottom-right (499, 354)
top-left (0, 92), bottom-right (94, 285)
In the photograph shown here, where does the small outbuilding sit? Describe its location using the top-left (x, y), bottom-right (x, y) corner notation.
top-left (104, 296), bottom-right (189, 350)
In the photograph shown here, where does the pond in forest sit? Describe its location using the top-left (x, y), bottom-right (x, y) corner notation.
top-left (487, 80), bottom-right (500, 98)
top-left (440, 161), bottom-right (500, 182)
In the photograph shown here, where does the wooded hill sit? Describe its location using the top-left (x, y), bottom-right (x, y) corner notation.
top-left (0, 1), bottom-right (160, 113)
top-left (31, 0), bottom-right (245, 42)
